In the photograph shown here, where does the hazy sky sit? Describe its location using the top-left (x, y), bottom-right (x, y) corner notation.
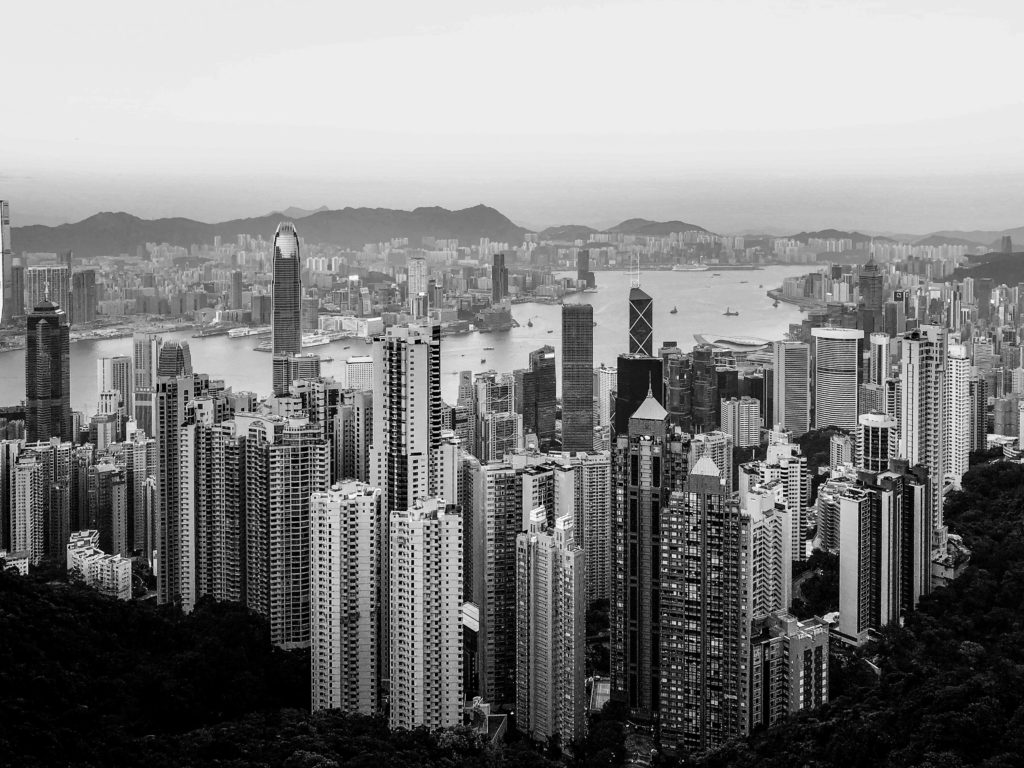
top-left (3, 0), bottom-right (1022, 233)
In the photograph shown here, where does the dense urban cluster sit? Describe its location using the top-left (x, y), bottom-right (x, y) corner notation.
top-left (4, 197), bottom-right (1017, 764)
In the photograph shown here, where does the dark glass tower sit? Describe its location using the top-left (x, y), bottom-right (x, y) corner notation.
top-left (0, 200), bottom-right (12, 326)
top-left (561, 304), bottom-right (594, 452)
top-left (156, 341), bottom-right (193, 377)
top-left (628, 286), bottom-right (653, 356)
top-left (272, 222), bottom-right (302, 355)
top-left (523, 345), bottom-right (556, 443)
top-left (491, 253), bottom-right (508, 302)
top-left (25, 298), bottom-right (72, 442)
top-left (613, 354), bottom-right (664, 436)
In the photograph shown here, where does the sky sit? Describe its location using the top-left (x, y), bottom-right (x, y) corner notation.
top-left (2, 0), bottom-right (1023, 233)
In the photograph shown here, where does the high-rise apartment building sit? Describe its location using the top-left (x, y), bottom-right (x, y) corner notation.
top-left (868, 332), bottom-right (891, 385)
top-left (857, 412), bottom-right (897, 473)
top-left (344, 355), bottom-right (374, 391)
top-left (389, 498), bottom-right (463, 730)
top-left (628, 286), bottom-right (653, 356)
top-left (721, 396), bottom-right (761, 448)
top-left (658, 458), bottom-right (753, 756)
top-left (244, 414), bottom-right (330, 649)
top-left (811, 327), bottom-right (863, 431)
top-left (407, 256), bottom-right (428, 315)
top-left (310, 482), bottom-right (383, 714)
top-left (71, 269), bottom-right (97, 324)
top-left (945, 344), bottom-right (970, 489)
top-left (25, 298), bottom-right (72, 443)
top-left (515, 509), bottom-right (587, 744)
top-left (474, 371), bottom-right (521, 463)
top-left (899, 325), bottom-right (947, 543)
top-left (593, 364), bottom-right (617, 429)
top-left (772, 342), bottom-right (810, 436)
top-left (749, 613), bottom-right (829, 731)
top-left (561, 304), bottom-right (594, 452)
top-left (97, 356), bottom-right (134, 416)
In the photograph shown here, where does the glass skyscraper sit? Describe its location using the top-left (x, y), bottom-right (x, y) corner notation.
top-left (561, 304), bottom-right (594, 452)
top-left (25, 298), bottom-right (72, 442)
top-left (272, 222), bottom-right (302, 395)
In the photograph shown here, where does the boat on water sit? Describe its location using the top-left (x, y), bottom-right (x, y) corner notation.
top-left (758, 284), bottom-right (763, 288)
top-left (670, 306), bottom-right (678, 314)
top-left (672, 263), bottom-right (709, 272)
top-left (480, 358), bottom-right (486, 364)
top-left (343, 345), bottom-right (350, 350)
top-left (723, 307), bottom-right (739, 316)
top-left (527, 320), bottom-right (533, 327)
top-left (547, 329), bottom-right (554, 333)
top-left (301, 333), bottom-right (331, 348)
top-left (483, 346), bottom-right (494, 351)
top-left (740, 280), bottom-right (748, 284)
top-left (712, 273), bottom-right (721, 277)
top-left (773, 300), bottom-right (780, 307)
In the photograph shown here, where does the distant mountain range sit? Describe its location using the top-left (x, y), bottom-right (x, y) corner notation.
top-left (787, 229), bottom-right (898, 246)
top-left (10, 204), bottom-right (529, 258)
top-left (539, 218), bottom-right (707, 242)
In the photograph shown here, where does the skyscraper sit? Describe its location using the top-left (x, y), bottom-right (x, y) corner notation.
top-left (899, 325), bottom-right (947, 542)
top-left (628, 286), bottom-right (653, 356)
top-left (614, 355), bottom-right (664, 436)
top-left (562, 304), bottom-right (594, 451)
top-left (772, 341), bottom-right (810, 436)
top-left (156, 341), bottom-right (193, 378)
top-left (26, 266), bottom-right (71, 319)
top-left (859, 257), bottom-right (884, 314)
top-left (310, 482), bottom-right (383, 714)
top-left (0, 200), bottom-right (12, 326)
top-left (515, 509), bottom-right (587, 744)
top-left (25, 299), bottom-right (72, 443)
top-left (522, 346), bottom-right (556, 444)
top-left (721, 396), bottom-right (762, 448)
top-left (272, 222), bottom-right (302, 355)
top-left (868, 333), bottom-right (891, 385)
top-left (71, 269), bottom-right (97, 324)
top-left (244, 414), bottom-right (330, 649)
top-left (389, 498), bottom-right (463, 730)
top-left (945, 344), bottom-right (970, 489)
top-left (272, 223), bottom-right (302, 394)
top-left (96, 356), bottom-right (134, 416)
top-left (491, 253), bottom-right (508, 302)
top-left (611, 389), bottom-right (688, 720)
top-left (856, 413), bottom-right (897, 473)
top-left (811, 327), bottom-right (863, 431)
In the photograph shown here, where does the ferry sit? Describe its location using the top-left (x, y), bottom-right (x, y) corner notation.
top-left (723, 307), bottom-right (739, 316)
top-left (672, 263), bottom-right (709, 272)
top-left (483, 346), bottom-right (495, 351)
top-left (670, 306), bottom-right (678, 314)
top-left (228, 325), bottom-right (271, 338)
top-left (302, 333), bottom-right (331, 348)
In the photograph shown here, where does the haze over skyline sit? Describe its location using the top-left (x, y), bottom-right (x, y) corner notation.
top-left (3, 0), bottom-right (1023, 233)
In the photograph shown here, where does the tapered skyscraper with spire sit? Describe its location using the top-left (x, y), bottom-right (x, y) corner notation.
top-left (271, 222), bottom-right (302, 394)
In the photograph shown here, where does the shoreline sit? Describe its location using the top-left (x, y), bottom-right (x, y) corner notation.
top-left (766, 287), bottom-right (826, 311)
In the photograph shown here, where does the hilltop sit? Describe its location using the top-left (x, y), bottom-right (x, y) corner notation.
top-left (10, 204), bottom-right (528, 258)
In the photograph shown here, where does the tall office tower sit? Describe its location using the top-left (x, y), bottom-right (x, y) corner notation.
top-left (70, 269), bottom-right (97, 324)
top-left (658, 458), bottom-right (752, 757)
top-left (407, 256), bottom-right (428, 314)
top-left (370, 323), bottom-right (443, 515)
top-left (229, 270), bottom-right (244, 310)
top-left (968, 372), bottom-right (988, 451)
top-left (389, 498), bottom-right (463, 731)
top-left (721, 396), bottom-right (761, 448)
top-left (856, 413), bottom-right (897, 472)
top-left (859, 257), bottom-right (885, 313)
top-left (593, 364), bottom-right (617, 428)
top-left (133, 333), bottom-right (162, 393)
top-left (272, 222), bottom-right (302, 356)
top-left (522, 346), bottom-right (557, 444)
top-left (25, 299), bottom-right (72, 443)
top-left (0, 200), bottom-right (11, 326)
top-left (628, 286), bottom-right (653, 356)
top-left (772, 341), bottom-right (811, 436)
top-left (660, 346), bottom-right (693, 431)
top-left (475, 371), bottom-right (521, 462)
top-left (344, 355), bottom-right (374, 391)
top-left (882, 298), bottom-right (907, 338)
top-left (811, 327), bottom-right (863, 431)
top-left (491, 253), bottom-right (508, 302)
top-left (689, 431), bottom-right (735, 492)
top-left (85, 461), bottom-right (128, 556)
top-left (515, 509), bottom-right (587, 744)
top-left (691, 344), bottom-right (719, 431)
top-left (945, 344), bottom-right (970, 489)
top-left (899, 325), bottom-right (947, 543)
top-left (310, 482), bottom-right (383, 714)
top-left (868, 333), bottom-right (891, 385)
top-left (469, 461), bottom-right (521, 706)
top-left (976, 277), bottom-right (994, 323)
top-left (97, 356), bottom-right (133, 415)
top-left (611, 389), bottom-right (688, 721)
top-left (614, 355), bottom-right (664, 436)
top-left (576, 249), bottom-right (595, 288)
top-left (153, 372), bottom-right (212, 605)
top-left (8, 257), bottom-right (24, 321)
top-left (561, 304), bottom-right (595, 451)
top-left (245, 414), bottom-right (330, 649)
top-left (25, 265), bottom-right (71, 316)
top-left (156, 341), bottom-right (193, 377)
top-left (749, 613), bottom-right (830, 731)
